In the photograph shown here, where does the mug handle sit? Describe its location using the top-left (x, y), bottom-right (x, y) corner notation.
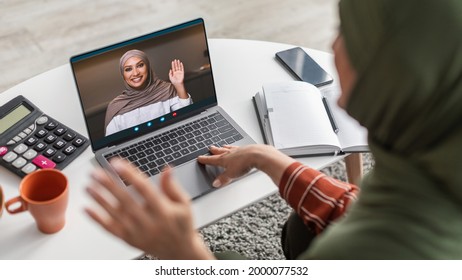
top-left (5, 196), bottom-right (28, 214)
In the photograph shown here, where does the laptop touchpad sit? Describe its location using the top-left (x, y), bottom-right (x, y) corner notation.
top-left (164, 161), bottom-right (222, 199)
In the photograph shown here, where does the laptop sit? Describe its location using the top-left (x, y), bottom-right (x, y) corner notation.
top-left (70, 18), bottom-right (255, 199)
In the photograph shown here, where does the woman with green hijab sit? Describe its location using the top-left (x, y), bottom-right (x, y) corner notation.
top-left (84, 0), bottom-right (462, 259)
top-left (305, 0), bottom-right (462, 259)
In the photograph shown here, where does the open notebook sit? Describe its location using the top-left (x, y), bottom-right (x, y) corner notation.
top-left (253, 81), bottom-right (368, 156)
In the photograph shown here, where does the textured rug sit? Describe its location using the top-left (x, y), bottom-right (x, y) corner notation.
top-left (141, 153), bottom-right (374, 260)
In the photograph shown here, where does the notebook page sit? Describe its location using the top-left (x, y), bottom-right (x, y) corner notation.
top-left (263, 81), bottom-right (339, 150)
top-left (321, 83), bottom-right (368, 151)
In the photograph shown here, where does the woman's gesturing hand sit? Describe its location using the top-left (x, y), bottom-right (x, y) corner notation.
top-left (85, 159), bottom-right (214, 260)
top-left (169, 59), bottom-right (185, 85)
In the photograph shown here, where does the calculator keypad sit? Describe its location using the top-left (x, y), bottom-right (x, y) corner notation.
top-left (21, 163), bottom-right (37, 174)
top-left (13, 143), bottom-right (28, 154)
top-left (32, 155), bottom-right (56, 169)
top-left (3, 152), bottom-right (17, 163)
top-left (0, 147), bottom-right (8, 156)
top-left (12, 157), bottom-right (27, 168)
top-left (1, 114), bottom-right (89, 177)
top-left (23, 149), bottom-right (37, 160)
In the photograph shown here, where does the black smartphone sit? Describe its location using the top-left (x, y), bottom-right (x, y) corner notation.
top-left (275, 47), bottom-right (333, 87)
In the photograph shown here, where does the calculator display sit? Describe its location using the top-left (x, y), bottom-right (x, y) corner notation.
top-left (0, 104), bottom-right (31, 134)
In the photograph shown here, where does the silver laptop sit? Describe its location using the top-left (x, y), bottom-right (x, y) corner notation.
top-left (70, 18), bottom-right (255, 199)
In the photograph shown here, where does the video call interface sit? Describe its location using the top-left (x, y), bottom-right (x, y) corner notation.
top-left (71, 19), bottom-right (216, 150)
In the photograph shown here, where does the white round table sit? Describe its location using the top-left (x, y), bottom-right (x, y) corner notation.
top-left (0, 39), bottom-right (342, 259)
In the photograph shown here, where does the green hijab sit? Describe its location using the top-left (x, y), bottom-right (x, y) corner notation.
top-left (304, 0), bottom-right (462, 259)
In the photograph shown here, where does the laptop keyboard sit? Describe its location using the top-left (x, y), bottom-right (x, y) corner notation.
top-left (104, 112), bottom-right (243, 177)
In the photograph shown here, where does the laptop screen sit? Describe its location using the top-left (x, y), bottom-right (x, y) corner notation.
top-left (70, 18), bottom-right (217, 151)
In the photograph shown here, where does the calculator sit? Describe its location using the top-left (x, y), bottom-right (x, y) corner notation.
top-left (0, 95), bottom-right (90, 177)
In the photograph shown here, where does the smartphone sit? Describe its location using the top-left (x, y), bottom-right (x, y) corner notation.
top-left (275, 47), bottom-right (333, 87)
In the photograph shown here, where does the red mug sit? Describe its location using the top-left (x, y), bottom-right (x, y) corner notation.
top-left (5, 169), bottom-right (69, 234)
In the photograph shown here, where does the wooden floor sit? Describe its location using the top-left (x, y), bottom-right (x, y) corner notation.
top-left (0, 0), bottom-right (338, 93)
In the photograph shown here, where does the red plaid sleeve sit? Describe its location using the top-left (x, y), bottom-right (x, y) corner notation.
top-left (279, 161), bottom-right (359, 234)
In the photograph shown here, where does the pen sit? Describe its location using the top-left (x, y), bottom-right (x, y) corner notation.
top-left (322, 97), bottom-right (339, 133)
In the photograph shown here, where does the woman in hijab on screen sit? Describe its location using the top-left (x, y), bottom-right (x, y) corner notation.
top-left (104, 49), bottom-right (192, 136)
top-left (86, 0), bottom-right (462, 260)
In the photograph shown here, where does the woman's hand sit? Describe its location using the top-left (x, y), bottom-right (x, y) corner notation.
top-left (85, 159), bottom-right (214, 260)
top-left (169, 59), bottom-right (188, 99)
top-left (198, 144), bottom-right (297, 187)
top-left (198, 145), bottom-right (255, 187)
top-left (169, 59), bottom-right (185, 85)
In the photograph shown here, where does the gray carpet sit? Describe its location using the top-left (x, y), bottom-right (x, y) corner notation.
top-left (141, 153), bottom-right (374, 260)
